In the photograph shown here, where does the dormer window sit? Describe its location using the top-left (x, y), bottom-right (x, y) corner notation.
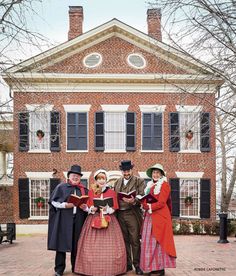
top-left (127, 53), bottom-right (146, 69)
top-left (83, 53), bottom-right (102, 68)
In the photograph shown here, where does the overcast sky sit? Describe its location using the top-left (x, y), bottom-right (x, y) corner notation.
top-left (31, 0), bottom-right (153, 44)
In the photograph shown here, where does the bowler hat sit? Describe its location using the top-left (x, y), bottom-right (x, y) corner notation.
top-left (119, 160), bottom-right (134, 171)
top-left (146, 163), bottom-right (165, 178)
top-left (67, 164), bottom-right (83, 178)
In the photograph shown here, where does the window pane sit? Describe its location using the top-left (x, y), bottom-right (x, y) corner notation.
top-left (68, 125), bottom-right (76, 137)
top-left (78, 138), bottom-right (87, 150)
top-left (79, 125), bottom-right (87, 137)
top-left (105, 113), bottom-right (125, 150)
top-left (68, 113), bottom-right (76, 124)
top-left (143, 137), bottom-right (152, 150)
top-left (143, 125), bottom-right (151, 136)
top-left (180, 113), bottom-right (200, 150)
top-left (30, 111), bottom-right (50, 150)
top-left (78, 113), bottom-right (87, 124)
top-left (30, 179), bottom-right (50, 217)
top-left (154, 126), bottom-right (162, 136)
top-left (154, 113), bottom-right (162, 124)
top-left (67, 138), bottom-right (78, 150)
top-left (143, 114), bottom-right (151, 124)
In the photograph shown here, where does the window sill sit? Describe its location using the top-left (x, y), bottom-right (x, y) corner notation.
top-left (66, 150), bottom-right (88, 153)
top-left (28, 150), bottom-right (51, 153)
top-left (180, 215), bottom-right (200, 219)
top-left (104, 150), bottom-right (126, 153)
top-left (179, 150), bottom-right (201, 154)
top-left (140, 150), bottom-right (164, 153)
top-left (28, 216), bottom-right (48, 220)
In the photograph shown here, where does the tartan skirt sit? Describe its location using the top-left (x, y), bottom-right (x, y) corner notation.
top-left (74, 213), bottom-right (126, 276)
top-left (140, 213), bottom-right (176, 272)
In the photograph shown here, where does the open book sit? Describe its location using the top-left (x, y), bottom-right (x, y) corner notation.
top-left (67, 194), bottom-right (89, 207)
top-left (118, 190), bottom-right (136, 201)
top-left (93, 197), bottom-right (114, 208)
top-left (136, 193), bottom-right (157, 204)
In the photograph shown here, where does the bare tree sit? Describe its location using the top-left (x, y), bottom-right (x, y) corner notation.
top-left (150, 0), bottom-right (236, 214)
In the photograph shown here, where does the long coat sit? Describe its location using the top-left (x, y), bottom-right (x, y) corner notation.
top-left (144, 181), bottom-right (176, 257)
top-left (114, 175), bottom-right (145, 229)
top-left (47, 182), bottom-right (88, 252)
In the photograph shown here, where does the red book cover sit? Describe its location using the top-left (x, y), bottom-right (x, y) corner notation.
top-left (118, 190), bottom-right (136, 200)
top-left (67, 194), bottom-right (89, 207)
top-left (136, 193), bottom-right (157, 204)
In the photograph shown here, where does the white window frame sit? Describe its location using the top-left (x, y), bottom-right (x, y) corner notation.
top-left (83, 52), bottom-right (102, 68)
top-left (26, 171), bottom-right (53, 220)
top-left (26, 104), bottom-right (53, 153)
top-left (127, 53), bottom-right (146, 69)
top-left (63, 105), bottom-right (91, 152)
top-left (179, 178), bottom-right (200, 219)
top-left (101, 105), bottom-right (129, 153)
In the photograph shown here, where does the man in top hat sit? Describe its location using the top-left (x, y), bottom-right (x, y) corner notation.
top-left (48, 165), bottom-right (88, 276)
top-left (114, 160), bottom-right (145, 275)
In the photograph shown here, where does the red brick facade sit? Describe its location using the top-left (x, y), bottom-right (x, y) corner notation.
top-left (2, 7), bottom-right (221, 227)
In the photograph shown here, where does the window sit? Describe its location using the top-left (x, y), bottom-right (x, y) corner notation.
top-left (105, 112), bottom-right (126, 151)
top-left (29, 111), bottom-right (50, 151)
top-left (127, 53), bottom-right (146, 69)
top-left (179, 112), bottom-right (200, 151)
top-left (30, 179), bottom-right (50, 218)
top-left (83, 53), bottom-right (102, 68)
top-left (180, 179), bottom-right (199, 217)
top-left (142, 113), bottom-right (162, 150)
top-left (67, 112), bottom-right (88, 151)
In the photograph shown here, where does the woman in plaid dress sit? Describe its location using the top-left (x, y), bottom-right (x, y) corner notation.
top-left (140, 164), bottom-right (176, 276)
top-left (74, 169), bottom-right (126, 276)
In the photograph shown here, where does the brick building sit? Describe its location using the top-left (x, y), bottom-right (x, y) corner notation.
top-left (2, 6), bottom-right (223, 233)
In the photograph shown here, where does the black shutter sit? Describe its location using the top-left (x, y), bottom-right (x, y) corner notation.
top-left (170, 178), bottom-right (180, 217)
top-left (126, 112), bottom-right (136, 151)
top-left (50, 178), bottom-right (61, 195)
top-left (18, 178), bottom-right (30, 219)
top-left (19, 112), bottom-right (29, 152)
top-left (169, 113), bottom-right (180, 152)
top-left (95, 112), bottom-right (104, 151)
top-left (200, 112), bottom-right (210, 152)
top-left (200, 179), bottom-right (211, 218)
top-left (50, 111), bottom-right (60, 152)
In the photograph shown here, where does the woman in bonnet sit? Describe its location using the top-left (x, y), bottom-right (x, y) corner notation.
top-left (140, 164), bottom-right (176, 276)
top-left (74, 169), bottom-right (126, 276)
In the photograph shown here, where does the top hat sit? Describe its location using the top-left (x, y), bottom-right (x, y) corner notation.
top-left (119, 160), bottom-right (134, 171)
top-left (146, 163), bottom-right (165, 178)
top-left (67, 164), bottom-right (83, 178)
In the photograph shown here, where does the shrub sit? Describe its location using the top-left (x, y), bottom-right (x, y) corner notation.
top-left (227, 220), bottom-right (236, 236)
top-left (192, 220), bottom-right (203, 234)
top-left (203, 221), bottom-right (213, 235)
top-left (172, 219), bottom-right (179, 235)
top-left (178, 220), bottom-right (191, 235)
top-left (211, 221), bottom-right (220, 235)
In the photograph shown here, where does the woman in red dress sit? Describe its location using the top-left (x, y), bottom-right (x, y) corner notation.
top-left (74, 169), bottom-right (126, 276)
top-left (140, 164), bottom-right (176, 276)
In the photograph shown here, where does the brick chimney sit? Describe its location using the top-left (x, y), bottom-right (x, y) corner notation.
top-left (147, 8), bottom-right (162, 41)
top-left (68, 6), bottom-right (83, 40)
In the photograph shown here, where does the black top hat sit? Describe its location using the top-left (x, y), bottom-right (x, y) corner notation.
top-left (67, 165), bottom-right (83, 178)
top-left (119, 160), bottom-right (134, 171)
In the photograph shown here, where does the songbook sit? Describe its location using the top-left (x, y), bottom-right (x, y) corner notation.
top-left (118, 190), bottom-right (136, 201)
top-left (67, 194), bottom-right (89, 207)
top-left (136, 193), bottom-right (157, 204)
top-left (93, 197), bottom-right (114, 208)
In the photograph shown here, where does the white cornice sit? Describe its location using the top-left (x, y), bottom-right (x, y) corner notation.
top-left (175, 172), bottom-right (204, 179)
top-left (3, 72), bottom-right (223, 82)
top-left (9, 82), bottom-right (218, 94)
top-left (63, 104), bottom-right (91, 112)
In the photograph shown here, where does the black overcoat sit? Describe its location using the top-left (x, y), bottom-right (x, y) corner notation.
top-left (47, 182), bottom-right (88, 252)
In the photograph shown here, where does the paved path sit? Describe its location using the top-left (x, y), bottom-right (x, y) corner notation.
top-left (0, 235), bottom-right (235, 275)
